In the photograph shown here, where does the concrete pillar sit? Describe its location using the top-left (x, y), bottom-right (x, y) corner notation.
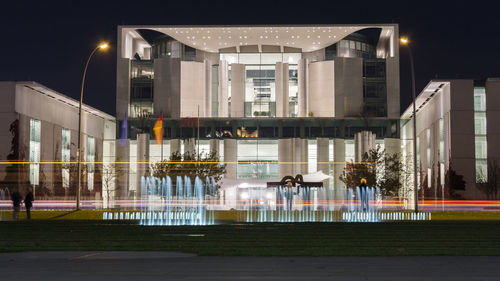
top-left (333, 138), bottom-right (345, 189)
top-left (278, 139), bottom-right (293, 178)
top-left (204, 60), bottom-right (212, 117)
top-left (170, 139), bottom-right (181, 157)
top-left (298, 58), bottom-right (308, 117)
top-left (136, 133), bottom-right (150, 198)
top-left (317, 138), bottom-right (330, 176)
top-left (218, 60), bottom-right (229, 117)
top-left (293, 138), bottom-right (308, 175)
top-left (308, 61), bottom-right (335, 117)
top-left (275, 62), bottom-right (289, 117)
top-left (209, 139), bottom-right (219, 159)
top-left (115, 139), bottom-right (130, 198)
top-left (230, 63), bottom-right (245, 117)
top-left (354, 131), bottom-right (376, 162)
top-left (224, 139), bottom-right (237, 179)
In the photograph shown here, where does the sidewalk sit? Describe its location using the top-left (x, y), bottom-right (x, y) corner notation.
top-left (1, 251), bottom-right (499, 281)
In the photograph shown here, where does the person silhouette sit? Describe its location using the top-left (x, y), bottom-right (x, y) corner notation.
top-left (24, 188), bottom-right (34, 219)
top-left (11, 188), bottom-right (22, 220)
top-left (285, 180), bottom-right (294, 211)
top-left (359, 178), bottom-right (368, 211)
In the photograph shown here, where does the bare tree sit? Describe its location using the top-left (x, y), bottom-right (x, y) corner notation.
top-left (101, 164), bottom-right (122, 208)
top-left (477, 160), bottom-right (500, 200)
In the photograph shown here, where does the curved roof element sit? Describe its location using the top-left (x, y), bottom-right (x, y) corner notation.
top-left (121, 25), bottom-right (396, 54)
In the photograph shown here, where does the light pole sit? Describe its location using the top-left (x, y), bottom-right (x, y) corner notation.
top-left (76, 42), bottom-right (109, 210)
top-left (400, 36), bottom-right (418, 213)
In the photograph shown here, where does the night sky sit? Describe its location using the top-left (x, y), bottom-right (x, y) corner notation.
top-left (2, 0), bottom-right (499, 116)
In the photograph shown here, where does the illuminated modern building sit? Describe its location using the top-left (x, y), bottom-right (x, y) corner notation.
top-left (0, 81), bottom-right (116, 198)
top-left (401, 78), bottom-right (500, 199)
top-left (115, 24), bottom-right (401, 198)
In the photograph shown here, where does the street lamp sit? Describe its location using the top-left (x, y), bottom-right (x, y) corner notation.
top-left (400, 36), bottom-right (418, 213)
top-left (76, 42), bottom-right (109, 210)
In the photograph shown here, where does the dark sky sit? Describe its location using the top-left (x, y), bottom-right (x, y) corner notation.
top-left (2, 0), bottom-right (499, 116)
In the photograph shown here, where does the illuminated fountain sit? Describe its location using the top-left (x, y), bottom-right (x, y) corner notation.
top-left (245, 185), bottom-right (338, 223)
top-left (342, 186), bottom-right (381, 222)
top-left (103, 175), bottom-right (215, 225)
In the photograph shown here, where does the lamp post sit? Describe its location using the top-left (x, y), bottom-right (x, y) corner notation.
top-left (400, 36), bottom-right (418, 213)
top-left (76, 42), bottom-right (109, 210)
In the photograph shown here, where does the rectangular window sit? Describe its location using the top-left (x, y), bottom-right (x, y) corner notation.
top-left (236, 140), bottom-right (278, 179)
top-left (474, 112), bottom-right (487, 135)
top-left (474, 86), bottom-right (487, 182)
top-left (29, 119), bottom-right (41, 185)
top-left (308, 140), bottom-right (317, 174)
top-left (475, 136), bottom-right (487, 159)
top-left (211, 65), bottom-right (219, 117)
top-left (427, 128), bottom-right (431, 168)
top-left (439, 118), bottom-right (445, 163)
top-left (87, 136), bottom-right (95, 190)
top-left (473, 87), bottom-right (486, 111)
top-left (62, 128), bottom-right (70, 188)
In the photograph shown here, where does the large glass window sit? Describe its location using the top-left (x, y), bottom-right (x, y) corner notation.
top-left (221, 53), bottom-right (301, 118)
top-left (87, 136), bottom-right (95, 190)
top-left (237, 140), bottom-right (278, 179)
top-left (29, 119), bottom-right (41, 186)
top-left (308, 140), bottom-right (317, 174)
top-left (211, 65), bottom-right (219, 117)
top-left (474, 86), bottom-right (487, 181)
top-left (288, 66), bottom-right (298, 117)
top-left (474, 112), bottom-right (487, 135)
top-left (130, 60), bottom-right (154, 118)
top-left (363, 59), bottom-right (387, 117)
top-left (62, 128), bottom-right (70, 188)
top-left (245, 65), bottom-right (276, 117)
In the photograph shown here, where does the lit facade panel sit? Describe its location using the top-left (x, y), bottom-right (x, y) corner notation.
top-left (0, 81), bottom-right (116, 198)
top-left (115, 24), bottom-right (401, 198)
top-left (401, 78), bottom-right (500, 199)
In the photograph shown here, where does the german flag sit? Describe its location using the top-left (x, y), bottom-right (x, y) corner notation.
top-left (153, 113), bottom-right (163, 144)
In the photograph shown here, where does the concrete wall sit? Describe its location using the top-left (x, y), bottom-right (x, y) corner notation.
top-left (154, 57), bottom-right (181, 118)
top-left (0, 82), bottom-right (17, 165)
top-left (180, 61), bottom-right (206, 117)
top-left (308, 61), bottom-right (335, 117)
top-left (230, 64), bottom-right (245, 118)
top-left (297, 58), bottom-right (309, 117)
top-left (448, 80), bottom-right (476, 198)
top-left (486, 78), bottom-right (500, 164)
top-left (386, 56), bottom-right (400, 118)
top-left (275, 62), bottom-right (289, 117)
top-left (0, 82), bottom-right (114, 195)
top-left (333, 57), bottom-right (363, 118)
top-left (218, 60), bottom-right (229, 117)
top-left (302, 49), bottom-right (325, 62)
top-left (224, 139), bottom-right (237, 178)
top-left (116, 58), bottom-right (130, 120)
top-left (278, 139), bottom-right (293, 178)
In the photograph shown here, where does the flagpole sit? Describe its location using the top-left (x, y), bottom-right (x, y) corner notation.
top-left (197, 105), bottom-right (200, 160)
top-left (161, 113), bottom-right (164, 162)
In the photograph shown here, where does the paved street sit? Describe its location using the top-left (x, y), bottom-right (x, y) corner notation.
top-left (1, 251), bottom-right (499, 280)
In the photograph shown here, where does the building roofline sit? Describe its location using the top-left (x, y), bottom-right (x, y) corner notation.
top-left (14, 81), bottom-right (115, 121)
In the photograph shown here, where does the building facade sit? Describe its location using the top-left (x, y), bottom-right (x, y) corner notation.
top-left (116, 25), bottom-right (401, 198)
top-left (401, 78), bottom-right (500, 200)
top-left (0, 81), bottom-right (115, 199)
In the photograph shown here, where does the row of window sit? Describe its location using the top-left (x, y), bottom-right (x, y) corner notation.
top-left (29, 118), bottom-right (96, 190)
top-left (474, 87), bottom-right (487, 181)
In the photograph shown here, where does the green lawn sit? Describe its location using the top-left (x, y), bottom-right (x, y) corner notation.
top-left (1, 220), bottom-right (500, 256)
